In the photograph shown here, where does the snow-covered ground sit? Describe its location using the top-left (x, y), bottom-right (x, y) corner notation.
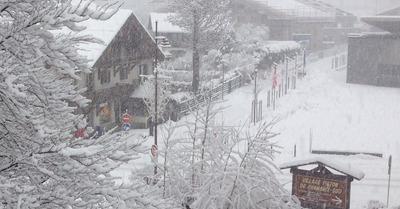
top-left (113, 55), bottom-right (400, 208)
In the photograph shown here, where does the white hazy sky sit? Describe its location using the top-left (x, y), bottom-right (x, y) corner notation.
top-left (320, 0), bottom-right (400, 16)
top-left (120, 0), bottom-right (167, 26)
top-left (120, 0), bottom-right (400, 20)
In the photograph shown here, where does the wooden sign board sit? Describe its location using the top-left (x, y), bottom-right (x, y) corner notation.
top-left (292, 167), bottom-right (352, 209)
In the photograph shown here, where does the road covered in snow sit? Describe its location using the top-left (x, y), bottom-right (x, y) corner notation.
top-left (217, 55), bottom-right (400, 208)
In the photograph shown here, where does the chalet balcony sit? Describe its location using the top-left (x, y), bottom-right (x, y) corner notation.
top-left (85, 80), bottom-right (140, 105)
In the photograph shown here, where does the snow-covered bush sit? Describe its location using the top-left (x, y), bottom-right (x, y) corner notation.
top-left (366, 200), bottom-right (386, 209)
top-left (133, 95), bottom-right (302, 208)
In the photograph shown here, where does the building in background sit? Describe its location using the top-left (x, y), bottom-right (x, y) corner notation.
top-left (148, 13), bottom-right (189, 58)
top-left (230, 0), bottom-right (357, 51)
top-left (318, 0), bottom-right (400, 18)
top-left (347, 8), bottom-right (400, 88)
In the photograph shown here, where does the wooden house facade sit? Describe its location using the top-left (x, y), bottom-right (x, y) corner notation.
top-left (76, 9), bottom-right (165, 132)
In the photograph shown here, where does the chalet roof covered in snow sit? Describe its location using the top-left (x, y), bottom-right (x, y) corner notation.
top-left (76, 9), bottom-right (133, 67)
top-left (279, 157), bottom-right (365, 180)
top-left (262, 41), bottom-right (301, 53)
top-left (361, 16), bottom-right (400, 34)
top-left (149, 13), bottom-right (186, 33)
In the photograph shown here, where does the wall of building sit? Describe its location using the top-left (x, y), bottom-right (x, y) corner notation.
top-left (293, 21), bottom-right (327, 51)
top-left (347, 33), bottom-right (400, 87)
top-left (86, 59), bottom-right (153, 131)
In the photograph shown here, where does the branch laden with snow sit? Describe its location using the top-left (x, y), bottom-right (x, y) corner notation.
top-left (0, 0), bottom-right (162, 208)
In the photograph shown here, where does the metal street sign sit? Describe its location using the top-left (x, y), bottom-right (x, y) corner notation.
top-left (122, 113), bottom-right (131, 123)
top-left (122, 123), bottom-right (131, 131)
top-left (150, 145), bottom-right (158, 157)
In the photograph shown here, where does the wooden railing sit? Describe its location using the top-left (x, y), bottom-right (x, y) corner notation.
top-left (176, 75), bottom-right (242, 118)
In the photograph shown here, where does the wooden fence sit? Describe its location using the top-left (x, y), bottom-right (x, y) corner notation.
top-left (176, 75), bottom-right (242, 118)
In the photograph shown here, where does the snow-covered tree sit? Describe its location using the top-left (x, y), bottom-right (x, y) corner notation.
top-left (0, 0), bottom-right (160, 208)
top-left (190, 120), bottom-right (302, 209)
top-left (168, 0), bottom-right (233, 93)
top-left (135, 92), bottom-right (301, 208)
top-left (223, 23), bottom-right (271, 83)
top-left (142, 73), bottom-right (171, 136)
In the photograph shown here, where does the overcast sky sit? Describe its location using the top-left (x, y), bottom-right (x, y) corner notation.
top-left (119, 0), bottom-right (400, 25)
top-left (120, 0), bottom-right (167, 25)
top-left (320, 0), bottom-right (400, 16)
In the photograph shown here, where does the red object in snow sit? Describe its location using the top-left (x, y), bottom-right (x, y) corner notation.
top-left (75, 129), bottom-right (84, 138)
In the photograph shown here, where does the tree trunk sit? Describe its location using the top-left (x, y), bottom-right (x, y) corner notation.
top-left (192, 50), bottom-right (200, 94)
top-left (192, 9), bottom-right (200, 94)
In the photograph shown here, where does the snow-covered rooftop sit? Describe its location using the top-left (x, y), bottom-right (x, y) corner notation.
top-left (149, 13), bottom-right (186, 33)
top-left (263, 41), bottom-right (301, 53)
top-left (361, 16), bottom-right (400, 34)
top-left (280, 157), bottom-right (365, 180)
top-left (76, 9), bottom-right (133, 67)
top-left (254, 0), bottom-right (335, 18)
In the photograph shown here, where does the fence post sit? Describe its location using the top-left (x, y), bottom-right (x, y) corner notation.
top-left (285, 55), bottom-right (288, 95)
top-left (273, 88), bottom-right (276, 110)
top-left (294, 76), bottom-right (296, 89)
top-left (278, 85), bottom-right (281, 97)
top-left (259, 100), bottom-right (262, 121)
top-left (251, 99), bottom-right (257, 124)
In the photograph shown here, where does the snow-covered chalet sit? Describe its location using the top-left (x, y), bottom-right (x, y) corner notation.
top-left (75, 9), bottom-right (166, 132)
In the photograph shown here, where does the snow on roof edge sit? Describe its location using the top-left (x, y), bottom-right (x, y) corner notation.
top-left (77, 9), bottom-right (133, 67)
top-left (279, 157), bottom-right (365, 180)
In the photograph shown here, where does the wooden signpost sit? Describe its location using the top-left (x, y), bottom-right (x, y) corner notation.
top-left (292, 167), bottom-right (350, 209)
top-left (280, 158), bottom-right (364, 209)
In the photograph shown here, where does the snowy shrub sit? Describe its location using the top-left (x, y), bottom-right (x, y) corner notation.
top-left (134, 95), bottom-right (302, 209)
top-left (366, 200), bottom-right (386, 209)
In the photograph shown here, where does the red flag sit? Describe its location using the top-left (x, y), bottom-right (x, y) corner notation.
top-left (273, 66), bottom-right (277, 88)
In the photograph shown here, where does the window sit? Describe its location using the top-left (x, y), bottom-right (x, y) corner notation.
top-left (99, 68), bottom-right (111, 84)
top-left (132, 100), bottom-right (146, 116)
top-left (119, 66), bottom-right (128, 80)
top-left (139, 64), bottom-right (148, 76)
top-left (86, 73), bottom-right (94, 91)
top-left (139, 64), bottom-right (148, 84)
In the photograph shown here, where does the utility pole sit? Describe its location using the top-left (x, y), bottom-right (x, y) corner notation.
top-left (154, 21), bottom-right (159, 175)
top-left (222, 63), bottom-right (225, 100)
